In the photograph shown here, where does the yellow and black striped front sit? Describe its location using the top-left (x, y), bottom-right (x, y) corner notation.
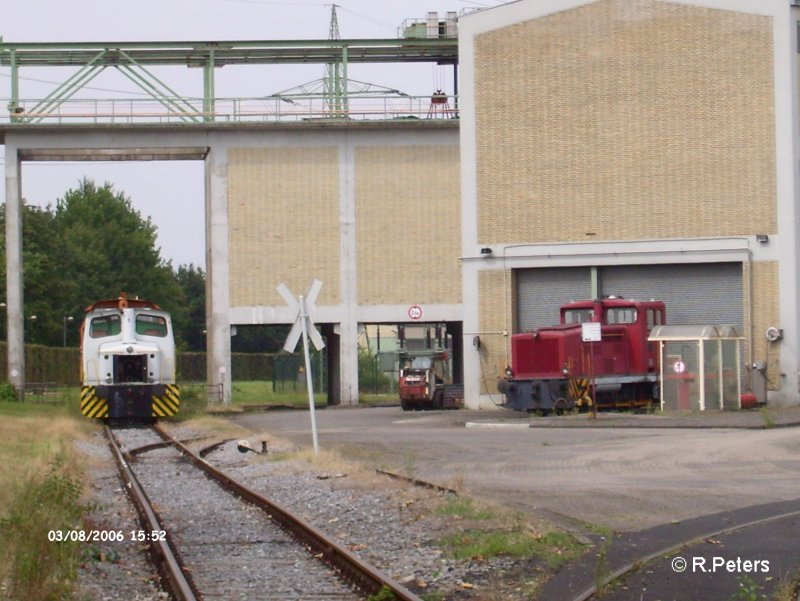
top-left (81, 383), bottom-right (180, 420)
top-left (152, 384), bottom-right (180, 417)
top-left (569, 378), bottom-right (593, 407)
top-left (81, 386), bottom-right (109, 419)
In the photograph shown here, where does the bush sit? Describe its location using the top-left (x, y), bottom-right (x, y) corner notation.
top-left (0, 383), bottom-right (17, 402)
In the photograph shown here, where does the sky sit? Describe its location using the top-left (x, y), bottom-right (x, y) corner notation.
top-left (1, 0), bottom-right (508, 268)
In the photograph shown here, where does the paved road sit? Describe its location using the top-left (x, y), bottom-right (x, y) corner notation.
top-left (232, 406), bottom-right (800, 533)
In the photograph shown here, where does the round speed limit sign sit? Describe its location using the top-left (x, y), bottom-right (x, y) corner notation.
top-left (408, 305), bottom-right (423, 320)
top-left (674, 360), bottom-right (686, 374)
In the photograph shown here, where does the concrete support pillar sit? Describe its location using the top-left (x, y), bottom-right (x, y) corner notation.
top-left (776, 5), bottom-right (800, 404)
top-left (4, 142), bottom-right (24, 392)
top-left (205, 144), bottom-right (232, 404)
top-left (462, 265), bottom-right (483, 409)
top-left (338, 140), bottom-right (359, 404)
top-left (339, 320), bottom-right (359, 404)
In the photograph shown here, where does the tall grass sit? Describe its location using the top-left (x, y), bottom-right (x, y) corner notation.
top-left (0, 405), bottom-right (89, 601)
top-left (0, 457), bottom-right (85, 601)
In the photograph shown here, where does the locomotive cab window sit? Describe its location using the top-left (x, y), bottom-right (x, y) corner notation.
top-left (605, 308), bottom-right (637, 324)
top-left (136, 314), bottom-right (168, 337)
top-left (646, 308), bottom-right (664, 330)
top-left (563, 309), bottom-right (593, 324)
top-left (90, 315), bottom-right (121, 338)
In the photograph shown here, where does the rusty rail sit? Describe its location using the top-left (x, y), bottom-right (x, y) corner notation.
top-left (103, 427), bottom-right (200, 601)
top-left (151, 423), bottom-right (423, 601)
top-left (375, 468), bottom-right (458, 495)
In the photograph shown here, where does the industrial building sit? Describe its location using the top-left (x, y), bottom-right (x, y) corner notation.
top-left (3, 0), bottom-right (800, 408)
top-left (459, 0), bottom-right (799, 407)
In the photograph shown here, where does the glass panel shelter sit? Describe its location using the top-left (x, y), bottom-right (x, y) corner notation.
top-left (649, 325), bottom-right (743, 411)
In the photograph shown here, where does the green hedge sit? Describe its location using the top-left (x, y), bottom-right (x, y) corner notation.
top-left (0, 344), bottom-right (81, 385)
top-left (179, 352), bottom-right (277, 382)
top-left (0, 344), bottom-right (282, 385)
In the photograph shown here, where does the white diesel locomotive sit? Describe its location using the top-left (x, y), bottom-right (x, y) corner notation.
top-left (80, 295), bottom-right (180, 421)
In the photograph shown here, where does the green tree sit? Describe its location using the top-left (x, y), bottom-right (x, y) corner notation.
top-left (52, 179), bottom-right (186, 345)
top-left (174, 264), bottom-right (206, 351)
top-left (0, 203), bottom-right (70, 345)
top-left (1, 205), bottom-right (65, 345)
top-left (0, 179), bottom-right (190, 346)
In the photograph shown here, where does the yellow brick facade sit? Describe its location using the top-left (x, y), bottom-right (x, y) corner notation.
top-left (356, 145), bottom-right (461, 305)
top-left (228, 147), bottom-right (340, 307)
top-left (474, 0), bottom-right (776, 244)
top-left (478, 270), bottom-right (512, 394)
top-left (748, 261), bottom-right (780, 390)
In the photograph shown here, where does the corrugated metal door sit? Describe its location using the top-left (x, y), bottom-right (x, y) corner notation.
top-left (515, 262), bottom-right (744, 333)
top-left (515, 267), bottom-right (592, 332)
top-left (598, 263), bottom-right (743, 326)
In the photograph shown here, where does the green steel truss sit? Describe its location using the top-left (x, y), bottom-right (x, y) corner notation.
top-left (0, 38), bottom-right (458, 123)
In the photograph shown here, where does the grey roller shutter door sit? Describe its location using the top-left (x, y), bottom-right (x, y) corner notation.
top-left (598, 263), bottom-right (743, 327)
top-left (514, 262), bottom-right (743, 333)
top-left (515, 267), bottom-right (592, 332)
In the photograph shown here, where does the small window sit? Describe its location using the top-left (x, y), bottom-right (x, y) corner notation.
top-left (606, 308), bottom-right (637, 324)
top-left (411, 357), bottom-right (432, 369)
top-left (647, 309), bottom-right (663, 329)
top-left (90, 315), bottom-right (121, 338)
top-left (563, 309), bottom-right (593, 324)
top-left (136, 314), bottom-right (168, 337)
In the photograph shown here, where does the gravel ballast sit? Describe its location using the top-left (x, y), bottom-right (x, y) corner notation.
top-left (75, 423), bottom-right (553, 601)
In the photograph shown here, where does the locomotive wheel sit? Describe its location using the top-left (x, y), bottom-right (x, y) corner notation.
top-left (553, 398), bottom-right (570, 416)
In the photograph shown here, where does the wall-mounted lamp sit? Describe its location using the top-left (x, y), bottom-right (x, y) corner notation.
top-left (756, 234), bottom-right (769, 244)
top-left (480, 247), bottom-right (493, 257)
top-left (472, 335), bottom-right (481, 349)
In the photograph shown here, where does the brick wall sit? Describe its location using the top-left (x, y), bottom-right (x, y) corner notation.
top-left (356, 145), bottom-right (461, 305)
top-left (228, 147), bottom-right (340, 307)
top-left (474, 0), bottom-right (776, 244)
top-left (478, 269), bottom-right (511, 394)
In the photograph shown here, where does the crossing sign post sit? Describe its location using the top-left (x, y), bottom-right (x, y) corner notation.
top-left (278, 279), bottom-right (325, 455)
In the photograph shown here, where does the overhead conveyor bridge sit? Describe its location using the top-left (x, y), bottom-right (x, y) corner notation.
top-left (0, 39), bottom-right (459, 124)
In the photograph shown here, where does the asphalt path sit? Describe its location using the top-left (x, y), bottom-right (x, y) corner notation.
top-left (599, 509), bottom-right (800, 601)
top-left (232, 406), bottom-right (800, 599)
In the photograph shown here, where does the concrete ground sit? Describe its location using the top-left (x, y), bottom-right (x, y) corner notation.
top-left (232, 405), bottom-right (800, 533)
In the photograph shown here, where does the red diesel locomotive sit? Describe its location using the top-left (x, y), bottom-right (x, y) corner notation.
top-left (497, 297), bottom-right (665, 413)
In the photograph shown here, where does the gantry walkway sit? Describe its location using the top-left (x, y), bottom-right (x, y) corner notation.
top-left (0, 38), bottom-right (459, 125)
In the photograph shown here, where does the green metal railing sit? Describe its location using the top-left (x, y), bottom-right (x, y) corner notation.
top-left (1, 93), bottom-right (458, 124)
top-left (0, 38), bottom-right (459, 126)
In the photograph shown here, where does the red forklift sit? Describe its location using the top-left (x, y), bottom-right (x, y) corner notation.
top-left (397, 324), bottom-right (463, 411)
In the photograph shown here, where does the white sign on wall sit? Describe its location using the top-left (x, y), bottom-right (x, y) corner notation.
top-left (581, 322), bottom-right (602, 342)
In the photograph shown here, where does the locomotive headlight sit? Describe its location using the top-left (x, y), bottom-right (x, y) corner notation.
top-left (126, 346), bottom-right (134, 354)
top-left (562, 364), bottom-right (570, 377)
top-left (504, 366), bottom-right (513, 378)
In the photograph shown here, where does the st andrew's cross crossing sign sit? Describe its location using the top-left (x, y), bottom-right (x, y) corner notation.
top-left (278, 279), bottom-right (325, 353)
top-left (277, 279), bottom-right (325, 454)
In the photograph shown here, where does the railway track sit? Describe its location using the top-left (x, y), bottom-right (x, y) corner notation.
top-left (105, 424), bottom-right (422, 601)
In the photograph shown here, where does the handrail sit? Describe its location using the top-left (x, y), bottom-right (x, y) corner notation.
top-left (2, 94), bottom-right (459, 125)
